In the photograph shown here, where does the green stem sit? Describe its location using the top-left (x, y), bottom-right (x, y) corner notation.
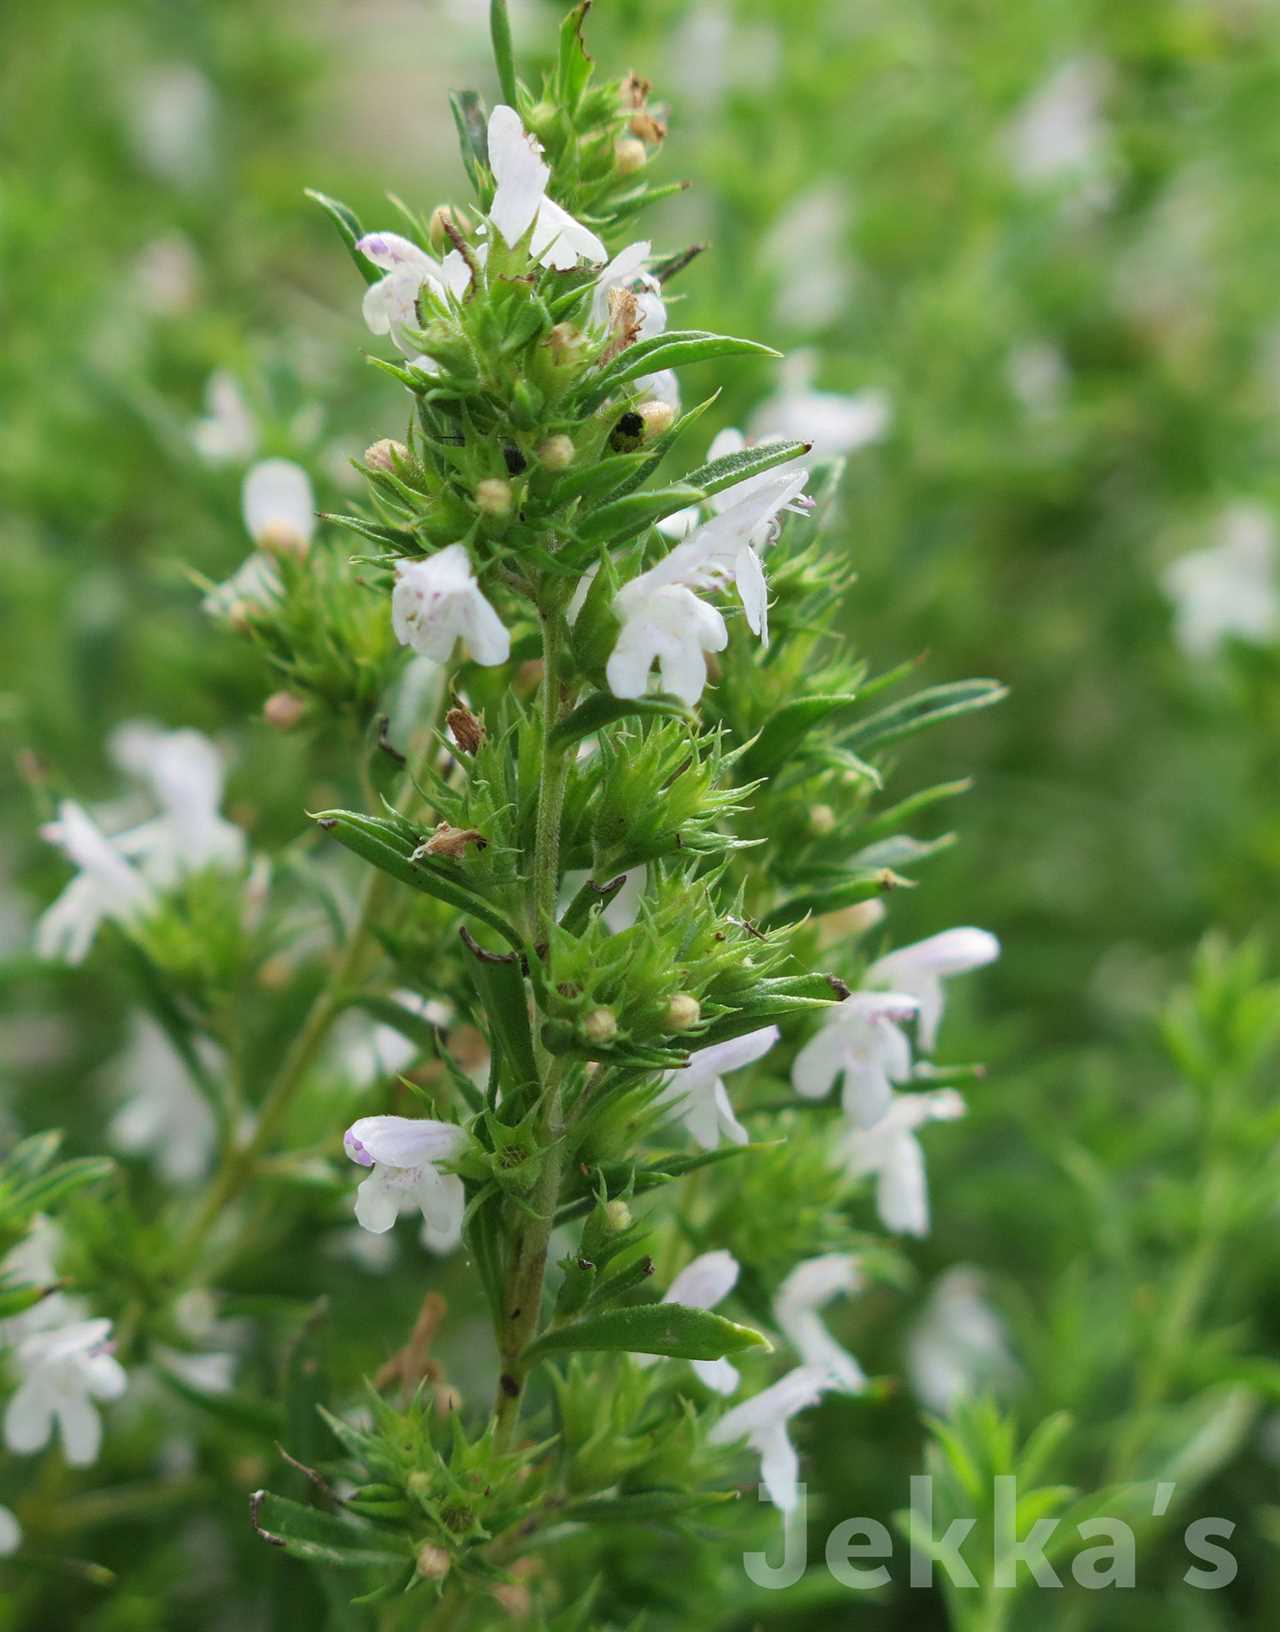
top-left (493, 600), bottom-right (573, 1446)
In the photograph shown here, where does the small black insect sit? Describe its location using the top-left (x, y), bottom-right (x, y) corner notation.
top-left (502, 445), bottom-right (528, 476)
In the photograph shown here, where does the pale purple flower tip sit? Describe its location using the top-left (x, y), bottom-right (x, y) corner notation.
top-left (344, 1131), bottom-right (374, 1167)
top-left (356, 234), bottom-right (388, 259)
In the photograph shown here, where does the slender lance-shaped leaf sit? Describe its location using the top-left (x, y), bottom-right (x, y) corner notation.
top-left (489, 0), bottom-right (519, 107)
top-left (762, 870), bottom-right (916, 932)
top-left (522, 1302), bottom-right (771, 1365)
top-left (548, 691), bottom-right (693, 751)
top-left (304, 191), bottom-right (381, 287)
top-left (741, 694), bottom-right (863, 782)
top-left (572, 484), bottom-right (706, 546)
top-left (680, 437), bottom-right (810, 505)
top-left (842, 680), bottom-right (1007, 754)
top-left (248, 1490), bottom-right (409, 1570)
top-left (578, 330), bottom-right (782, 412)
top-left (450, 91), bottom-right (490, 194)
top-left (314, 810), bottom-right (525, 952)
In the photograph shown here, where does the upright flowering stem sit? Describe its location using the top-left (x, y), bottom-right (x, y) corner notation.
top-left (494, 592), bottom-right (573, 1443)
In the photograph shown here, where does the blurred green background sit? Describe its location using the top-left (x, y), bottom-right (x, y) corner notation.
top-left (4, 0), bottom-right (1280, 1626)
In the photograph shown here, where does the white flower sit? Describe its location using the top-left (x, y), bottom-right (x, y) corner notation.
top-left (750, 354), bottom-right (891, 459)
top-left (0, 1218), bottom-right (84, 1345)
top-left (660, 1027), bottom-right (779, 1149)
top-left (241, 459), bottom-right (316, 556)
top-left (591, 241), bottom-right (666, 337)
top-left (337, 990), bottom-right (453, 1086)
top-left (36, 728), bottom-right (244, 964)
top-left (192, 370), bottom-right (256, 463)
top-left (606, 469), bottom-right (808, 701)
top-left (837, 1090), bottom-right (966, 1237)
top-left (907, 1265), bottom-right (1016, 1416)
top-left (488, 106), bottom-right (606, 270)
top-left (640, 1249), bottom-right (742, 1395)
top-left (791, 992), bottom-right (919, 1125)
top-left (1007, 342), bottom-right (1069, 417)
top-left (106, 1014), bottom-right (219, 1184)
top-left (343, 1116), bottom-right (467, 1239)
top-left (763, 183), bottom-right (852, 332)
top-left (0, 1506), bottom-right (20, 1557)
top-left (202, 551), bottom-right (281, 620)
top-left (35, 802), bottom-right (156, 964)
top-left (1006, 57), bottom-right (1107, 184)
top-left (354, 232), bottom-right (474, 357)
top-left (865, 928), bottom-right (1000, 1054)
top-left (4, 1318), bottom-right (128, 1467)
top-left (707, 1364), bottom-right (832, 1513)
top-left (125, 64), bottom-right (217, 187)
top-left (391, 545), bottom-right (510, 665)
top-left (1163, 504), bottom-right (1280, 658)
top-left (635, 367), bottom-right (680, 409)
top-left (109, 723), bottom-right (245, 882)
top-left (773, 1255), bottom-right (864, 1393)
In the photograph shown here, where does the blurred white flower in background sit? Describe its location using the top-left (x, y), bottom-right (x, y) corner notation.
top-left (907, 1265), bottom-right (1017, 1414)
top-left (865, 927), bottom-right (1001, 1053)
top-left (105, 1014), bottom-right (219, 1183)
top-left (124, 64), bottom-right (218, 188)
top-left (193, 372), bottom-right (257, 464)
top-left (241, 459), bottom-right (316, 560)
top-left (791, 991), bottom-right (920, 1124)
top-left (4, 1318), bottom-right (128, 1467)
top-left (1006, 56), bottom-right (1109, 184)
top-left (749, 354), bottom-right (891, 459)
top-left (707, 1365), bottom-right (833, 1513)
top-left (1163, 503), bottom-right (1280, 658)
top-left (1007, 340), bottom-right (1070, 417)
top-left (133, 233), bottom-right (202, 318)
top-left (763, 184), bottom-right (854, 333)
top-left (837, 1089), bottom-right (967, 1237)
top-left (0, 1507), bottom-right (19, 1556)
top-left (0, 1217), bottom-right (84, 1345)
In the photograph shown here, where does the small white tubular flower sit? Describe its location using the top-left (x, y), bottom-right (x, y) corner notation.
top-left (487, 105), bottom-right (606, 268)
top-left (192, 370), bottom-right (256, 463)
top-left (865, 928), bottom-right (1000, 1054)
top-left (1163, 504), bottom-right (1280, 658)
top-left (355, 231), bottom-right (448, 349)
top-left (772, 1255), bottom-right (865, 1393)
top-left (344, 1115), bottom-right (467, 1239)
top-left (791, 992), bottom-right (919, 1126)
top-left (241, 459), bottom-right (316, 555)
top-left (750, 354), bottom-right (891, 459)
top-left (35, 802), bottom-right (156, 964)
top-left (202, 550), bottom-right (281, 620)
top-left (109, 723), bottom-right (245, 879)
top-left (0, 1506), bottom-right (19, 1556)
top-left (707, 1364), bottom-right (833, 1513)
top-left (660, 1026), bottom-right (779, 1149)
top-left (640, 1249), bottom-right (742, 1394)
top-left (591, 241), bottom-right (666, 337)
top-left (606, 581), bottom-right (727, 705)
top-left (907, 1265), bottom-right (1016, 1416)
top-left (838, 1090), bottom-right (966, 1238)
top-left (391, 545), bottom-right (510, 666)
top-left (106, 1014), bottom-right (218, 1183)
top-left (4, 1318), bottom-right (128, 1467)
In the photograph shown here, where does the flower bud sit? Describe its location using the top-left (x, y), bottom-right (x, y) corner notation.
top-left (630, 111), bottom-right (667, 143)
top-left (475, 478), bottom-right (513, 517)
top-left (263, 691), bottom-right (306, 732)
top-left (583, 1007), bottom-right (618, 1046)
top-left (257, 518), bottom-right (310, 562)
top-left (809, 803), bottom-right (836, 835)
top-left (364, 437), bottom-right (408, 473)
top-left (416, 1542), bottom-right (451, 1582)
top-left (428, 204), bottom-right (470, 249)
top-left (538, 434), bottom-right (575, 472)
top-left (615, 137), bottom-right (648, 174)
top-left (605, 1198), bottom-right (632, 1232)
top-left (637, 400), bottom-right (676, 440)
top-left (407, 1470), bottom-right (432, 1498)
top-left (665, 993), bottom-right (701, 1032)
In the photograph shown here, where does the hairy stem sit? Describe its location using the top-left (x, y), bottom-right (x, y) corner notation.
top-left (493, 599), bottom-right (573, 1445)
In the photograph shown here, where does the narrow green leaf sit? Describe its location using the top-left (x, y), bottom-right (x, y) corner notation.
top-left (314, 810), bottom-right (525, 952)
top-left (549, 691), bottom-right (693, 751)
top-left (449, 91), bottom-right (490, 193)
top-left (842, 680), bottom-right (1007, 754)
top-left (555, 2), bottom-right (593, 110)
top-left (467, 950), bottom-right (538, 1092)
top-left (681, 438), bottom-right (810, 505)
top-left (12, 1156), bottom-right (116, 1215)
top-left (573, 484), bottom-right (705, 546)
top-left (741, 695), bottom-right (862, 781)
top-left (762, 870), bottom-right (915, 932)
top-left (522, 1302), bottom-right (770, 1365)
top-left (249, 1490), bottom-right (408, 1569)
top-left (581, 330), bottom-right (781, 411)
top-left (489, 0), bottom-right (519, 108)
top-left (304, 190), bottom-right (380, 287)
top-left (155, 1367), bottom-right (283, 1437)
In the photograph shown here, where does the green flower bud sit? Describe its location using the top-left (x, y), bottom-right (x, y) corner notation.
top-left (583, 1007), bottom-right (618, 1045)
top-left (538, 434), bottom-right (575, 471)
top-left (475, 478), bottom-right (513, 517)
top-left (428, 204), bottom-right (470, 248)
top-left (605, 1199), bottom-right (632, 1232)
top-left (665, 992), bottom-right (702, 1032)
top-left (615, 137), bottom-right (648, 174)
top-left (809, 803), bottom-right (836, 835)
